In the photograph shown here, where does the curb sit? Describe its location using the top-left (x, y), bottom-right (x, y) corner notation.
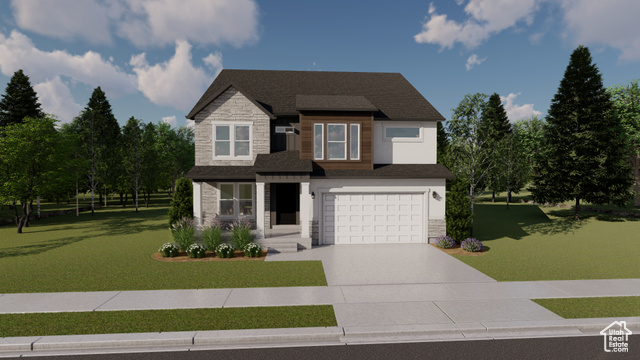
top-left (2, 317), bottom-right (639, 355)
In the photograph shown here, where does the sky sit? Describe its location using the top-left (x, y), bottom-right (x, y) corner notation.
top-left (0, 0), bottom-right (639, 129)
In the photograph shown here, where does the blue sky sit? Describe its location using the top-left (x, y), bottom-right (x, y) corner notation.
top-left (1, 0), bottom-right (639, 128)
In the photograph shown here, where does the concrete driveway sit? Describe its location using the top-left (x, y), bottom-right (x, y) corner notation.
top-left (265, 244), bottom-right (496, 286)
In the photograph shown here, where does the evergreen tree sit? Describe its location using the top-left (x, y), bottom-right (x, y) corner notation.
top-left (532, 46), bottom-right (633, 220)
top-left (168, 177), bottom-right (193, 227)
top-left (480, 93), bottom-right (511, 202)
top-left (121, 117), bottom-right (144, 212)
top-left (446, 177), bottom-right (473, 242)
top-left (437, 121), bottom-right (449, 166)
top-left (0, 69), bottom-right (44, 128)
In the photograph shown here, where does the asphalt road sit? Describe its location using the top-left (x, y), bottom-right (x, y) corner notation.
top-left (7, 335), bottom-right (639, 360)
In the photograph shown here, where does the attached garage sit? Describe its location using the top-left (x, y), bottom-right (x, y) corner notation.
top-left (322, 192), bottom-right (425, 244)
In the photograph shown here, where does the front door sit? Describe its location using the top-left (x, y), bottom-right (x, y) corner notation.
top-left (273, 183), bottom-right (299, 225)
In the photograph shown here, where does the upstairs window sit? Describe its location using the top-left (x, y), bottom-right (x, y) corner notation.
top-left (314, 122), bottom-right (360, 161)
top-left (384, 126), bottom-right (422, 142)
top-left (214, 124), bottom-right (252, 158)
top-left (327, 124), bottom-right (346, 160)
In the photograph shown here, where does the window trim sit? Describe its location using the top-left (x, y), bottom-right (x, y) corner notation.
top-left (218, 183), bottom-right (255, 219)
top-left (327, 123), bottom-right (347, 160)
top-left (350, 123), bottom-right (360, 160)
top-left (213, 122), bottom-right (253, 159)
top-left (313, 122), bottom-right (362, 161)
top-left (383, 125), bottom-right (422, 143)
top-left (314, 123), bottom-right (324, 160)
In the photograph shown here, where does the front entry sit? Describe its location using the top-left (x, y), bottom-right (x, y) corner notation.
top-left (272, 183), bottom-right (299, 225)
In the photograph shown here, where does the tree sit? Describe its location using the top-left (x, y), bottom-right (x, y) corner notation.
top-left (479, 93), bottom-right (511, 202)
top-left (0, 117), bottom-right (68, 233)
top-left (608, 80), bottom-right (640, 206)
top-left (446, 177), bottom-right (473, 242)
top-left (121, 117), bottom-right (144, 212)
top-left (59, 122), bottom-right (89, 216)
top-left (437, 121), bottom-right (449, 167)
top-left (532, 46), bottom-right (633, 220)
top-left (513, 115), bottom-right (545, 182)
top-left (168, 177), bottom-right (193, 227)
top-left (0, 69), bottom-right (44, 128)
top-left (156, 122), bottom-right (195, 195)
top-left (447, 93), bottom-right (494, 232)
top-left (502, 131), bottom-right (529, 209)
top-left (140, 122), bottom-right (159, 207)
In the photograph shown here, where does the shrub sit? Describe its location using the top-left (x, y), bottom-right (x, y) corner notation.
top-left (171, 217), bottom-right (194, 250)
top-left (446, 177), bottom-right (473, 243)
top-left (230, 217), bottom-right (253, 250)
top-left (186, 243), bottom-right (207, 258)
top-left (158, 242), bottom-right (179, 257)
top-left (461, 238), bottom-right (483, 252)
top-left (202, 218), bottom-right (223, 251)
top-left (215, 243), bottom-right (235, 259)
top-left (435, 235), bottom-right (456, 249)
top-left (244, 242), bottom-right (262, 258)
top-left (168, 177), bottom-right (193, 227)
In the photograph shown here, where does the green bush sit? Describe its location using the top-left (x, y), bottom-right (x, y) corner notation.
top-left (186, 243), bottom-right (207, 258)
top-left (168, 177), bottom-right (193, 227)
top-left (215, 243), bottom-right (234, 259)
top-left (202, 219), bottom-right (223, 251)
top-left (171, 217), bottom-right (194, 250)
top-left (446, 177), bottom-right (473, 243)
top-left (244, 242), bottom-right (262, 258)
top-left (158, 242), bottom-right (179, 257)
top-left (231, 218), bottom-right (253, 250)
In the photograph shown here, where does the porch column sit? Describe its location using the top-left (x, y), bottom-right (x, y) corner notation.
top-left (256, 182), bottom-right (265, 239)
top-left (300, 181), bottom-right (310, 238)
top-left (193, 181), bottom-right (202, 229)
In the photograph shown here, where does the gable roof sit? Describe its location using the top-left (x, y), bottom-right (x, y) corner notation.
top-left (187, 69), bottom-right (445, 121)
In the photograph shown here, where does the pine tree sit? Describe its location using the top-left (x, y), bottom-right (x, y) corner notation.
top-left (446, 177), bottom-right (473, 242)
top-left (532, 46), bottom-right (633, 220)
top-left (480, 93), bottom-right (511, 202)
top-left (0, 69), bottom-right (44, 128)
top-left (168, 177), bottom-right (193, 227)
top-left (437, 121), bottom-right (449, 166)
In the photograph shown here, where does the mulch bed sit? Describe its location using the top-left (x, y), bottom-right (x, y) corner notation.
top-left (430, 243), bottom-right (488, 256)
top-left (151, 250), bottom-right (268, 262)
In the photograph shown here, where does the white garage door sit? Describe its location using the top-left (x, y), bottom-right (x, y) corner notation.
top-left (322, 193), bottom-right (424, 244)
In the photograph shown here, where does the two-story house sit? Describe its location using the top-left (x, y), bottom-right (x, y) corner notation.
top-left (185, 70), bottom-right (454, 252)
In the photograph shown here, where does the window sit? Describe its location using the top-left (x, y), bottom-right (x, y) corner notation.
top-left (327, 124), bottom-right (346, 160)
top-left (275, 126), bottom-right (294, 134)
top-left (214, 124), bottom-right (252, 158)
top-left (350, 124), bottom-right (360, 160)
top-left (314, 122), bottom-right (361, 161)
top-left (219, 183), bottom-right (255, 218)
top-left (385, 127), bottom-right (420, 138)
top-left (314, 124), bottom-right (323, 160)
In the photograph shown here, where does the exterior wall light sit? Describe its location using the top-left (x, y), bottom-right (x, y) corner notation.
top-left (432, 191), bottom-right (438, 199)
top-left (311, 192), bottom-right (315, 199)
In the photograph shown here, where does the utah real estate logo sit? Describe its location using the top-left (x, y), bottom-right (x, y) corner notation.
top-left (600, 321), bottom-right (632, 353)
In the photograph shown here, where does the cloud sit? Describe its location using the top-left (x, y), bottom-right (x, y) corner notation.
top-left (11, 0), bottom-right (115, 44)
top-left (33, 76), bottom-right (83, 124)
top-left (162, 115), bottom-right (177, 127)
top-left (186, 119), bottom-right (195, 129)
top-left (131, 40), bottom-right (223, 111)
top-left (0, 30), bottom-right (137, 98)
top-left (465, 54), bottom-right (486, 70)
top-left (559, 0), bottom-right (640, 62)
top-left (414, 0), bottom-right (539, 49)
top-left (500, 93), bottom-right (542, 122)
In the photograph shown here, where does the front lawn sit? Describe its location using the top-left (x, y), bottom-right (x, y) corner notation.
top-left (0, 305), bottom-right (337, 337)
top-left (0, 195), bottom-right (327, 293)
top-left (451, 200), bottom-right (640, 281)
top-left (533, 297), bottom-right (640, 318)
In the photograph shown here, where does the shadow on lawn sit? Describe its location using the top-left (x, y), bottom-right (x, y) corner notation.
top-left (95, 208), bottom-right (168, 236)
top-left (474, 203), bottom-right (587, 242)
top-left (0, 235), bottom-right (88, 258)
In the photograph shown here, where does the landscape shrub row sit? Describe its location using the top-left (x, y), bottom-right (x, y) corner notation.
top-left (435, 235), bottom-right (483, 252)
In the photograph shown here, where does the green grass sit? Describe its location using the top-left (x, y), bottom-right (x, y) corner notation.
top-left (0, 194), bottom-right (327, 293)
top-left (0, 306), bottom-right (337, 337)
top-left (533, 297), bottom-right (640, 318)
top-left (452, 194), bottom-right (640, 281)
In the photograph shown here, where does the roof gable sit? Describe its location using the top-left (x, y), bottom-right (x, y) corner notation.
top-left (187, 70), bottom-right (445, 121)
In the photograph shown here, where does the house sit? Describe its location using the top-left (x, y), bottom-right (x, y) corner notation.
top-left (185, 70), bottom-right (454, 251)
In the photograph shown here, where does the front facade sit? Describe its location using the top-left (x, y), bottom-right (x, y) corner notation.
top-left (185, 70), bottom-right (453, 249)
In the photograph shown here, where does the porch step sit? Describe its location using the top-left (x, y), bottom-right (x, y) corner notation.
top-left (257, 236), bottom-right (308, 254)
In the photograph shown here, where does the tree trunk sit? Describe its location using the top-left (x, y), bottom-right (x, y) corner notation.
top-left (123, 193), bottom-right (128, 208)
top-left (12, 201), bottom-right (19, 226)
top-left (91, 188), bottom-right (95, 216)
top-left (145, 190), bottom-right (150, 207)
top-left (119, 193), bottom-right (124, 207)
top-left (37, 196), bottom-right (41, 220)
top-left (506, 186), bottom-right (511, 211)
top-left (25, 200), bottom-right (33, 227)
top-left (574, 197), bottom-right (581, 220)
top-left (492, 191), bottom-right (495, 203)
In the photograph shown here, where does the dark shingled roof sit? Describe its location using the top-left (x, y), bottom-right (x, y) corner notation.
top-left (187, 70), bottom-right (444, 121)
top-left (254, 151), bottom-right (313, 172)
top-left (311, 164), bottom-right (455, 179)
top-left (295, 95), bottom-right (377, 112)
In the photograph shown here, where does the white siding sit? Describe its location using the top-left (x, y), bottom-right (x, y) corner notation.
top-left (373, 121), bottom-right (437, 164)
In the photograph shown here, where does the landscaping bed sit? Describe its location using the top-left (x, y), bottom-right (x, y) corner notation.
top-left (152, 250), bottom-right (268, 262)
top-left (430, 243), bottom-right (488, 256)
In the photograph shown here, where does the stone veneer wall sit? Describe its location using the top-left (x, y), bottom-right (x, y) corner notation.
top-left (427, 219), bottom-right (446, 243)
top-left (264, 185), bottom-right (271, 229)
top-left (201, 182), bottom-right (218, 228)
top-left (194, 86), bottom-right (270, 166)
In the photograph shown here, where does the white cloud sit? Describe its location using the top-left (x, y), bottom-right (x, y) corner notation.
top-left (559, 0), bottom-right (640, 62)
top-left (500, 93), bottom-right (542, 122)
top-left (131, 40), bottom-right (222, 112)
top-left (0, 30), bottom-right (137, 98)
top-left (11, 0), bottom-right (114, 44)
top-left (465, 54), bottom-right (486, 70)
top-left (414, 0), bottom-right (539, 50)
top-left (33, 76), bottom-right (83, 124)
top-left (186, 119), bottom-right (195, 129)
top-left (162, 115), bottom-right (177, 127)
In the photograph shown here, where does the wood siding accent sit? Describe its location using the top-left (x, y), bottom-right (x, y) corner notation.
top-left (300, 111), bottom-right (373, 170)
